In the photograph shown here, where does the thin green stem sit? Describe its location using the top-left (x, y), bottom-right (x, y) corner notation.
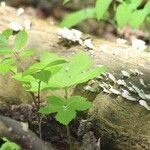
top-left (37, 80), bottom-right (42, 139)
top-left (37, 80), bottom-right (41, 110)
top-left (66, 125), bottom-right (72, 150)
top-left (64, 87), bottom-right (73, 150)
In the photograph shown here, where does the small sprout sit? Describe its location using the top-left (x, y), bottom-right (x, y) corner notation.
top-left (139, 100), bottom-right (150, 111)
top-left (107, 73), bottom-right (116, 83)
top-left (131, 39), bottom-right (147, 51)
top-left (109, 88), bottom-right (121, 95)
top-left (83, 38), bottom-right (95, 49)
top-left (121, 89), bottom-right (137, 101)
top-left (0, 1), bottom-right (6, 8)
top-left (121, 70), bottom-right (130, 78)
top-left (24, 19), bottom-right (31, 30)
top-left (10, 21), bottom-right (23, 31)
top-left (117, 79), bottom-right (127, 87)
top-left (16, 8), bottom-right (24, 16)
top-left (140, 79), bottom-right (147, 87)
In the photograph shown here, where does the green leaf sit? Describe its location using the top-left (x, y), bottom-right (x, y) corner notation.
top-left (55, 109), bottom-right (76, 126)
top-left (95, 0), bottom-right (112, 20)
top-left (23, 59), bottom-right (66, 76)
top-left (32, 70), bottom-right (51, 83)
top-left (0, 34), bottom-right (7, 45)
top-left (47, 96), bottom-right (65, 105)
top-left (1, 137), bottom-right (21, 150)
top-left (13, 73), bottom-right (36, 83)
top-left (14, 30), bottom-right (28, 51)
top-left (68, 96), bottom-right (92, 111)
top-left (39, 96), bottom-right (65, 114)
top-left (116, 3), bottom-right (132, 28)
top-left (40, 52), bottom-right (65, 64)
top-left (20, 49), bottom-right (35, 58)
top-left (2, 29), bottom-right (13, 39)
top-left (0, 46), bottom-right (12, 54)
top-left (129, 9), bottom-right (147, 29)
top-left (60, 8), bottom-right (96, 28)
top-left (48, 52), bottom-right (106, 88)
top-left (129, 0), bottom-right (142, 9)
top-left (144, 0), bottom-right (150, 14)
top-left (0, 64), bottom-right (11, 74)
top-left (1, 57), bottom-right (15, 65)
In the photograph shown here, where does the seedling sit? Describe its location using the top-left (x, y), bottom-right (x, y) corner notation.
top-left (39, 52), bottom-right (106, 149)
top-left (0, 29), bottom-right (106, 149)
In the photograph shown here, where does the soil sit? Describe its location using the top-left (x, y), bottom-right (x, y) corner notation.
top-left (0, 103), bottom-right (99, 150)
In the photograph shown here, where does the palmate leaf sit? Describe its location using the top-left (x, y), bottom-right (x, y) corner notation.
top-left (48, 52), bottom-right (106, 88)
top-left (95, 0), bottom-right (112, 20)
top-left (68, 96), bottom-right (92, 111)
top-left (60, 8), bottom-right (96, 28)
top-left (39, 95), bottom-right (92, 125)
top-left (39, 96), bottom-right (65, 114)
top-left (56, 109), bottom-right (76, 126)
top-left (14, 30), bottom-right (28, 51)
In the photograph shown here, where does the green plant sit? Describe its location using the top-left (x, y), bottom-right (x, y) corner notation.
top-left (0, 29), bottom-right (106, 149)
top-left (0, 137), bottom-right (21, 150)
top-left (61, 0), bottom-right (150, 30)
top-left (39, 52), bottom-right (106, 149)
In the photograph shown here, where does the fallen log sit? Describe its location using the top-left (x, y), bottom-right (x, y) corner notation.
top-left (0, 115), bottom-right (56, 150)
top-left (0, 5), bottom-right (150, 150)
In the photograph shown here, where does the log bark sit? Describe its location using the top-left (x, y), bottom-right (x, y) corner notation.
top-left (0, 6), bottom-right (150, 149)
top-left (0, 115), bottom-right (56, 150)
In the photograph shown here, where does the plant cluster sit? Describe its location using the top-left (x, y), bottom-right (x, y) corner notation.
top-left (0, 137), bottom-right (21, 150)
top-left (62, 0), bottom-right (150, 30)
top-left (0, 29), bottom-right (106, 149)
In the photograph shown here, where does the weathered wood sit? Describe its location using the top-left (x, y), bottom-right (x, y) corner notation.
top-left (0, 115), bottom-right (56, 150)
top-left (0, 6), bottom-right (150, 149)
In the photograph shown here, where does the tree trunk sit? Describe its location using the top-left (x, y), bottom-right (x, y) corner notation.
top-left (0, 6), bottom-right (150, 150)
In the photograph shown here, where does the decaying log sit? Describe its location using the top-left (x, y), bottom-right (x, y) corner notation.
top-left (0, 115), bottom-right (56, 150)
top-left (0, 6), bottom-right (150, 149)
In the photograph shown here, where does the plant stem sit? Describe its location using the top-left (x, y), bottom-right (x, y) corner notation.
top-left (37, 80), bottom-right (41, 110)
top-left (39, 115), bottom-right (43, 139)
top-left (37, 80), bottom-right (42, 139)
top-left (66, 125), bottom-right (72, 150)
top-left (64, 88), bottom-right (73, 150)
top-left (64, 87), bottom-right (68, 99)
